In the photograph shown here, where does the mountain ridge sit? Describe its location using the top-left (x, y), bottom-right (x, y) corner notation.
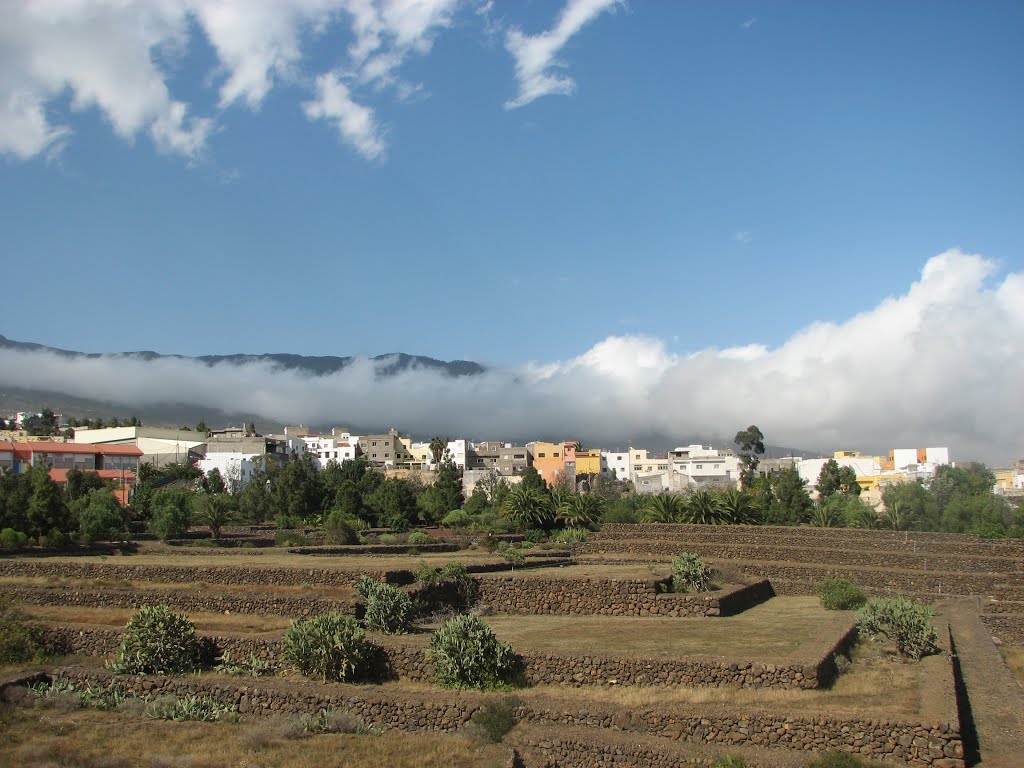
top-left (0, 334), bottom-right (486, 378)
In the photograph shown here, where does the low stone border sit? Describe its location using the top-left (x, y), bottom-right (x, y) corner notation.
top-left (42, 613), bottom-right (856, 691)
top-left (41, 665), bottom-right (964, 767)
top-left (476, 578), bottom-right (774, 617)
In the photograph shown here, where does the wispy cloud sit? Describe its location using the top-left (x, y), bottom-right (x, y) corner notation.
top-left (734, 230), bottom-right (753, 244)
top-left (504, 0), bottom-right (622, 109)
top-left (2, 251), bottom-right (1020, 464)
top-left (742, 17), bottom-right (757, 30)
top-left (303, 72), bottom-right (386, 160)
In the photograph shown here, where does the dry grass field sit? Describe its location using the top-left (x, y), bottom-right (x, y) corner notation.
top-left (0, 703), bottom-right (510, 768)
top-left (483, 597), bottom-right (844, 659)
top-left (25, 605), bottom-right (292, 636)
top-left (1000, 645), bottom-right (1024, 687)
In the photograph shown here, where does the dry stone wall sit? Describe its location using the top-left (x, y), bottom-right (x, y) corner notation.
top-left (45, 613), bottom-right (855, 691)
top-left (48, 665), bottom-right (964, 768)
top-left (1, 584), bottom-right (352, 617)
top-left (476, 578), bottom-right (773, 617)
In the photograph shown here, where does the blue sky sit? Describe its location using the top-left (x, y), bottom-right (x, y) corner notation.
top-left (1, 1), bottom-right (1023, 461)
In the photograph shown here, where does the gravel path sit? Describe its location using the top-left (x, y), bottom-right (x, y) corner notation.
top-left (937, 596), bottom-right (1024, 767)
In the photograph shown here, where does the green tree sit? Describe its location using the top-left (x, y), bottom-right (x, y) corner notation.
top-left (193, 493), bottom-right (236, 539)
top-left (27, 464), bottom-right (69, 539)
top-left (418, 456), bottom-right (464, 524)
top-left (838, 466), bottom-right (861, 496)
top-left (881, 481), bottom-right (936, 530)
top-left (203, 467), bottom-right (227, 495)
top-left (366, 477), bottom-right (420, 531)
top-left (557, 493), bottom-right (604, 528)
top-left (642, 493), bottom-right (685, 523)
top-left (237, 467), bottom-right (273, 523)
top-left (716, 487), bottom-right (760, 524)
top-left (518, 466), bottom-right (547, 493)
top-left (196, 420), bottom-right (210, 434)
top-left (148, 498), bottom-right (191, 541)
top-left (768, 467), bottom-right (813, 525)
top-left (502, 486), bottom-right (552, 530)
top-left (733, 425), bottom-right (765, 487)
top-left (77, 489), bottom-right (128, 543)
top-left (685, 489), bottom-right (727, 524)
top-left (64, 467), bottom-right (105, 502)
top-left (272, 452), bottom-right (326, 521)
top-left (816, 459), bottom-right (843, 498)
top-left (428, 437), bottom-right (447, 467)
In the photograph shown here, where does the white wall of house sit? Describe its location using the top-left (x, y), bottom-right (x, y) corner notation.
top-left (601, 451), bottom-right (631, 481)
top-left (445, 439), bottom-right (469, 470)
top-left (198, 452), bottom-right (260, 492)
top-left (799, 456), bottom-right (883, 488)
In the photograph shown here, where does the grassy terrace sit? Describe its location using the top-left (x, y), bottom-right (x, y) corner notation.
top-left (482, 597), bottom-right (845, 660)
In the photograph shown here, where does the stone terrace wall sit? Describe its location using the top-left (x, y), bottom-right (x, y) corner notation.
top-left (0, 560), bottom-right (404, 588)
top-left (49, 666), bottom-right (964, 768)
top-left (45, 614), bottom-right (854, 691)
top-left (590, 524), bottom-right (1024, 558)
top-left (476, 578), bottom-right (773, 617)
top-left (2, 584), bottom-right (353, 617)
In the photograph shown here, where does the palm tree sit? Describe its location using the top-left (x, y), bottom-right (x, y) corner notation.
top-left (558, 494), bottom-right (604, 529)
top-left (502, 486), bottom-right (552, 530)
top-left (642, 493), bottom-right (685, 523)
top-left (428, 437), bottom-right (446, 467)
top-left (716, 488), bottom-right (759, 524)
top-left (809, 504), bottom-right (839, 528)
top-left (193, 494), bottom-right (236, 540)
top-left (686, 489), bottom-right (726, 524)
top-left (846, 501), bottom-right (881, 529)
top-left (881, 501), bottom-right (916, 531)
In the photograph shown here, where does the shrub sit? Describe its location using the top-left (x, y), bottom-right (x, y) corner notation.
top-left (429, 614), bottom-right (519, 690)
top-left (441, 510), bottom-right (471, 528)
top-left (377, 533), bottom-right (399, 544)
top-left (145, 694), bottom-right (236, 722)
top-left (355, 576), bottom-right (413, 634)
top-left (671, 552), bottom-right (712, 593)
top-left (148, 500), bottom-right (191, 541)
top-left (304, 708), bottom-right (370, 735)
top-left (470, 695), bottom-right (522, 742)
top-left (78, 489), bottom-right (129, 543)
top-left (502, 548), bottom-right (526, 570)
top-left (275, 513), bottom-right (303, 529)
top-left (214, 651), bottom-right (273, 677)
top-left (109, 605), bottom-right (204, 674)
top-left (275, 530), bottom-right (310, 547)
top-left (40, 528), bottom-right (70, 548)
top-left (0, 593), bottom-right (48, 664)
top-left (857, 597), bottom-right (939, 659)
top-left (323, 510), bottom-right (359, 545)
top-left (0, 528), bottom-right (28, 549)
top-left (522, 528), bottom-right (547, 543)
top-left (817, 578), bottom-right (868, 611)
top-left (282, 612), bottom-right (373, 681)
top-left (407, 530), bottom-right (433, 546)
top-left (551, 527), bottom-right (588, 543)
top-left (710, 757), bottom-right (748, 768)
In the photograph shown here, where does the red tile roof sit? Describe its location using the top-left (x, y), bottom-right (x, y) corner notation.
top-left (49, 468), bottom-right (135, 483)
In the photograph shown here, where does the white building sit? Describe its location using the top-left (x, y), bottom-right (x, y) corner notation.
top-left (891, 447), bottom-right (950, 472)
top-left (74, 426), bottom-right (205, 468)
top-left (296, 431), bottom-right (358, 470)
top-left (799, 455), bottom-right (884, 489)
top-left (601, 451), bottom-right (631, 481)
top-left (669, 444), bottom-right (740, 487)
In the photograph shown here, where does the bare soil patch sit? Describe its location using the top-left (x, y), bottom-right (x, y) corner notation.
top-left (998, 645), bottom-right (1024, 688)
top-left (26, 605), bottom-right (291, 636)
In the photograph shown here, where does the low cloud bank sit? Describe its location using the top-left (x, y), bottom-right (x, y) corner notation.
top-left (2, 250), bottom-right (1021, 464)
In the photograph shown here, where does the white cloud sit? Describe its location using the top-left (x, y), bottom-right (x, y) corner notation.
top-left (303, 71), bottom-right (386, 159)
top-left (504, 0), bottom-right (621, 109)
top-left (734, 230), bottom-right (753, 244)
top-left (742, 17), bottom-right (756, 30)
top-left (0, 0), bottom-right (458, 162)
top-left (0, 1), bottom-right (210, 160)
top-left (1, 250), bottom-right (1020, 464)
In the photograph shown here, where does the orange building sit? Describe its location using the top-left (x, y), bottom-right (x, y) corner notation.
top-left (0, 440), bottom-right (142, 505)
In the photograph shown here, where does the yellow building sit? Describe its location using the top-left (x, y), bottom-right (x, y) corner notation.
top-left (531, 441), bottom-right (569, 487)
top-left (574, 449), bottom-right (602, 477)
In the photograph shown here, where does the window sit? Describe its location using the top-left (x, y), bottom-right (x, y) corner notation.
top-left (372, 441), bottom-right (378, 446)
top-left (538, 452), bottom-right (546, 458)
top-left (696, 464), bottom-right (703, 470)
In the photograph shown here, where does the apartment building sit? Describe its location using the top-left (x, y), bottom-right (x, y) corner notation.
top-left (468, 441), bottom-right (531, 475)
